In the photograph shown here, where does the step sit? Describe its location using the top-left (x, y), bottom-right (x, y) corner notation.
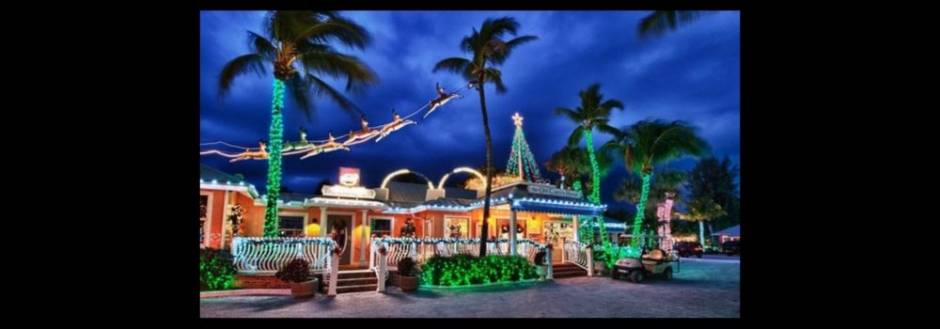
top-left (327, 277), bottom-right (378, 286)
top-left (553, 268), bottom-right (587, 276)
top-left (337, 271), bottom-right (377, 279)
top-left (335, 284), bottom-right (378, 293)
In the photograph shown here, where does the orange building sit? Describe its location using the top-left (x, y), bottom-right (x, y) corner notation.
top-left (200, 163), bottom-right (609, 267)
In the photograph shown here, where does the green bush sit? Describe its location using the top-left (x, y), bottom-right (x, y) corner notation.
top-left (200, 249), bottom-right (237, 291)
top-left (420, 254), bottom-right (537, 287)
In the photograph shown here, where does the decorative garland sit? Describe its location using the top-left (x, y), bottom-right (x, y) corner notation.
top-left (200, 83), bottom-right (466, 161)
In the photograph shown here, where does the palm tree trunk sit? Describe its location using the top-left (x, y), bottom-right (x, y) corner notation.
top-left (698, 221), bottom-right (706, 246)
top-left (263, 79), bottom-right (286, 237)
top-left (477, 73), bottom-right (493, 257)
top-left (630, 173), bottom-right (652, 248)
top-left (582, 130), bottom-right (611, 256)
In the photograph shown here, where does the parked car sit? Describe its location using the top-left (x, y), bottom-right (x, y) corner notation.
top-left (721, 240), bottom-right (740, 255)
top-left (675, 242), bottom-right (703, 258)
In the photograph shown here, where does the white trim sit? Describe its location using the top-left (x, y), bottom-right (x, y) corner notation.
top-left (200, 191), bottom-right (214, 248)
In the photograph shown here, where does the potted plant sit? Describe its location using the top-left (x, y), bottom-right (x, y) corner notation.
top-left (275, 258), bottom-right (317, 299)
top-left (397, 257), bottom-right (418, 292)
top-left (533, 250), bottom-right (548, 280)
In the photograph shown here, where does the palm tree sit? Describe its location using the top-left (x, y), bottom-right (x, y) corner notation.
top-left (614, 169), bottom-right (686, 237)
top-left (682, 198), bottom-right (726, 248)
top-left (555, 83), bottom-right (624, 248)
top-left (545, 146), bottom-right (585, 188)
top-left (432, 17), bottom-right (537, 256)
top-left (218, 11), bottom-right (378, 237)
top-left (605, 119), bottom-right (709, 249)
top-left (688, 156), bottom-right (739, 246)
top-left (637, 11), bottom-right (707, 38)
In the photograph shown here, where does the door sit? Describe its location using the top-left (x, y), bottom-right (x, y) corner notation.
top-left (327, 214), bottom-right (352, 265)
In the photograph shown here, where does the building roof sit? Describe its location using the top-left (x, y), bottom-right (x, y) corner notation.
top-left (200, 163), bottom-right (260, 198)
top-left (712, 224), bottom-right (740, 237)
top-left (200, 163), bottom-right (246, 184)
top-left (200, 165), bottom-right (605, 216)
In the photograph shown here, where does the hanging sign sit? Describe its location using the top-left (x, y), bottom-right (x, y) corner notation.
top-left (527, 184), bottom-right (583, 199)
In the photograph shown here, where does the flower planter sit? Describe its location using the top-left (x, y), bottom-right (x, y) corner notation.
top-left (289, 278), bottom-right (318, 299)
top-left (399, 275), bottom-right (418, 292)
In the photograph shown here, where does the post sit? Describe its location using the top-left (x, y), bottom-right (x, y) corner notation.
top-left (360, 210), bottom-right (368, 266)
top-left (319, 207), bottom-right (328, 237)
top-left (328, 251), bottom-right (339, 296)
top-left (368, 237), bottom-right (375, 270)
top-left (509, 210), bottom-right (517, 256)
top-left (572, 215), bottom-right (579, 243)
top-left (586, 243), bottom-right (594, 277)
top-left (376, 246), bottom-right (387, 293)
top-left (546, 246), bottom-right (554, 280)
top-left (561, 240), bottom-right (567, 263)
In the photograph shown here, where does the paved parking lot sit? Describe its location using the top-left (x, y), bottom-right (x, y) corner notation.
top-left (200, 259), bottom-right (739, 318)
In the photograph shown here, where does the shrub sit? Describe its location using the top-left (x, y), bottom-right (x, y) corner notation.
top-left (200, 249), bottom-right (236, 291)
top-left (398, 257), bottom-right (417, 277)
top-left (533, 250), bottom-right (546, 266)
top-left (275, 258), bottom-right (312, 283)
top-left (420, 254), bottom-right (537, 287)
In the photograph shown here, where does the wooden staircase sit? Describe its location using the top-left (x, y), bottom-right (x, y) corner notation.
top-left (324, 270), bottom-right (378, 294)
top-left (552, 263), bottom-right (588, 278)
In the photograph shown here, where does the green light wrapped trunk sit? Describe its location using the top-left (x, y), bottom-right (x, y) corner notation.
top-left (629, 173), bottom-right (652, 248)
top-left (263, 79), bottom-right (286, 237)
top-left (582, 130), bottom-right (612, 263)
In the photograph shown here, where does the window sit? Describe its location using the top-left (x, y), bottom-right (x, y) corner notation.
top-left (445, 217), bottom-right (469, 238)
top-left (371, 218), bottom-right (391, 237)
top-left (279, 216), bottom-right (305, 237)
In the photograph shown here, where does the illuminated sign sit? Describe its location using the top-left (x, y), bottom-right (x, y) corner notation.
top-left (339, 167), bottom-right (361, 186)
top-left (526, 184), bottom-right (583, 199)
top-left (322, 185), bottom-right (376, 199)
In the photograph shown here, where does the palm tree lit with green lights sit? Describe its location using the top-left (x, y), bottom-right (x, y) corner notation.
top-left (218, 11), bottom-right (377, 237)
top-left (604, 120), bottom-right (709, 251)
top-left (554, 83), bottom-right (624, 261)
top-left (432, 17), bottom-right (537, 256)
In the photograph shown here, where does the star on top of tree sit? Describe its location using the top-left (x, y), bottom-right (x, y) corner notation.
top-left (512, 112), bottom-right (524, 127)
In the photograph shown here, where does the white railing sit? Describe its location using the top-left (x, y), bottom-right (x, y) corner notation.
top-left (564, 240), bottom-right (591, 271)
top-left (231, 237), bottom-right (335, 274)
top-left (370, 237), bottom-right (547, 271)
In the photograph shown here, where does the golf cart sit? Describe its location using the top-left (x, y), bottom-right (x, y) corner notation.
top-left (611, 248), bottom-right (679, 283)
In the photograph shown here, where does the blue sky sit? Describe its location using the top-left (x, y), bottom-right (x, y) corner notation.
top-left (200, 10), bottom-right (740, 209)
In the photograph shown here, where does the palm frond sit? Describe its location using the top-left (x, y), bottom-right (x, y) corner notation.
top-left (297, 50), bottom-right (377, 90)
top-left (218, 54), bottom-right (266, 97)
top-left (432, 57), bottom-right (471, 76)
top-left (293, 15), bottom-right (371, 50)
top-left (285, 72), bottom-right (313, 119)
top-left (483, 67), bottom-right (506, 93)
top-left (596, 124), bottom-right (623, 139)
top-left (480, 17), bottom-right (520, 41)
top-left (567, 126), bottom-right (585, 147)
top-left (637, 10), bottom-right (704, 38)
top-left (247, 31), bottom-right (277, 61)
top-left (488, 35), bottom-right (538, 65)
top-left (554, 107), bottom-right (581, 123)
top-left (307, 73), bottom-right (360, 114)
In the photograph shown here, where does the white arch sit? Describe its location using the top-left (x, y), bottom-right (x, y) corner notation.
top-left (437, 166), bottom-right (487, 189)
top-left (380, 168), bottom-right (435, 189)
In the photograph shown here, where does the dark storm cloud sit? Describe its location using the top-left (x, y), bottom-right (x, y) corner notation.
top-left (200, 11), bottom-right (740, 205)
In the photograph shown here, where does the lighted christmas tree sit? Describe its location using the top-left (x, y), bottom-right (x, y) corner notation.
top-left (505, 112), bottom-right (543, 182)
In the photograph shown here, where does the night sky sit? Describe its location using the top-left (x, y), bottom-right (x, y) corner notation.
top-left (200, 11), bottom-right (740, 210)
